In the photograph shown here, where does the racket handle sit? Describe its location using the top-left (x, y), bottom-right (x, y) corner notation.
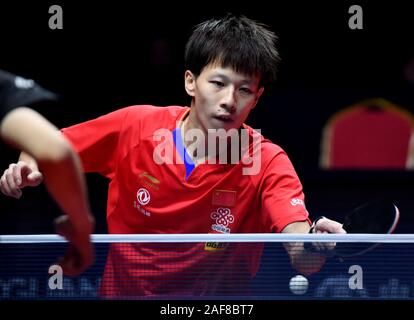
top-left (305, 216), bottom-right (335, 256)
top-left (305, 216), bottom-right (325, 252)
top-left (305, 217), bottom-right (320, 252)
top-left (308, 216), bottom-right (326, 234)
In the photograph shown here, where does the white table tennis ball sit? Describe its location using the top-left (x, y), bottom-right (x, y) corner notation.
top-left (289, 275), bottom-right (309, 295)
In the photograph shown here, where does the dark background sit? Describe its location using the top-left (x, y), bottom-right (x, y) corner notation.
top-left (1, 1), bottom-right (413, 233)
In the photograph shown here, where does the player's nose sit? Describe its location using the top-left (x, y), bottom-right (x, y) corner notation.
top-left (220, 87), bottom-right (237, 113)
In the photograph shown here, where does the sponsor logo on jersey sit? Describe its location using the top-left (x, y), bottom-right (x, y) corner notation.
top-left (210, 207), bottom-right (234, 227)
top-left (205, 207), bottom-right (234, 251)
top-left (290, 198), bottom-right (305, 207)
top-left (137, 188), bottom-right (151, 205)
top-left (204, 241), bottom-right (228, 251)
top-left (138, 172), bottom-right (160, 190)
top-left (134, 188), bottom-right (152, 217)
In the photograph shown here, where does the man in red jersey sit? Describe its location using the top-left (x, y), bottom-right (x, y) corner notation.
top-left (1, 14), bottom-right (345, 297)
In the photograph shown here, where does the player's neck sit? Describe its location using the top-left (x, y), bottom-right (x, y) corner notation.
top-left (181, 115), bottom-right (207, 164)
top-left (181, 115), bottom-right (240, 165)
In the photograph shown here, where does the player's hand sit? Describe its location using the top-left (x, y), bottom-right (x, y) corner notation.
top-left (0, 161), bottom-right (43, 198)
top-left (54, 214), bottom-right (95, 276)
top-left (311, 217), bottom-right (346, 251)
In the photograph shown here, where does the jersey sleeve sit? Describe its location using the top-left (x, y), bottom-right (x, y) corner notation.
top-left (61, 107), bottom-right (131, 179)
top-left (260, 151), bottom-right (310, 233)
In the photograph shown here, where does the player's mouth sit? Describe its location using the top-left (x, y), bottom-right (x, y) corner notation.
top-left (213, 114), bottom-right (233, 123)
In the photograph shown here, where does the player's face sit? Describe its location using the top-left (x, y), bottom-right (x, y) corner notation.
top-left (184, 63), bottom-right (264, 132)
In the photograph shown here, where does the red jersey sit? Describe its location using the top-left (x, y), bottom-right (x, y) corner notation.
top-left (62, 105), bottom-right (309, 297)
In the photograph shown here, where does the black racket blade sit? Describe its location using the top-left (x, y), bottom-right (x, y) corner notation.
top-left (335, 200), bottom-right (400, 257)
top-left (342, 201), bottom-right (399, 234)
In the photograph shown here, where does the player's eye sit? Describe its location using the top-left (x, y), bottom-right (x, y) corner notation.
top-left (240, 87), bottom-right (253, 94)
top-left (210, 81), bottom-right (224, 88)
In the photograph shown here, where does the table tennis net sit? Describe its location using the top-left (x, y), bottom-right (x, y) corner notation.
top-left (1, 234), bottom-right (413, 300)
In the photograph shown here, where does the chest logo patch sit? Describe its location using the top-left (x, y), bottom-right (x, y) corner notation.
top-left (137, 188), bottom-right (151, 206)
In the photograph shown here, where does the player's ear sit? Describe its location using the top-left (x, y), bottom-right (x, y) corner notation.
top-left (251, 87), bottom-right (264, 109)
top-left (184, 70), bottom-right (196, 97)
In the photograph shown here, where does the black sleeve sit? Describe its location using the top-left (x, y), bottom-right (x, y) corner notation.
top-left (0, 69), bottom-right (58, 122)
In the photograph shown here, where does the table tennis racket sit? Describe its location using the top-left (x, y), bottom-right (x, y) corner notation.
top-left (305, 200), bottom-right (400, 258)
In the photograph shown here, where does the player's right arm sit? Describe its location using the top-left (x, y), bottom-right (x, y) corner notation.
top-left (282, 218), bottom-right (345, 275)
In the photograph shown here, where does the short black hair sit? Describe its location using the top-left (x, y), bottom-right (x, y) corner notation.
top-left (185, 13), bottom-right (280, 86)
